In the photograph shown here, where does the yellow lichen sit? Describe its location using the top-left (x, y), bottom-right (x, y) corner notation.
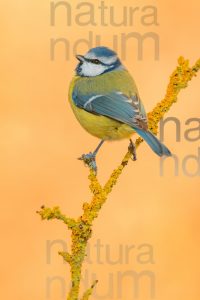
top-left (81, 280), bottom-right (98, 300)
top-left (37, 57), bottom-right (200, 300)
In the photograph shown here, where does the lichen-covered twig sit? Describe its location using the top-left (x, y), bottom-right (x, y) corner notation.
top-left (81, 280), bottom-right (98, 300)
top-left (37, 206), bottom-right (76, 229)
top-left (37, 57), bottom-right (200, 300)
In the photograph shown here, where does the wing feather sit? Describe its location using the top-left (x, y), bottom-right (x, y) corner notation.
top-left (72, 87), bottom-right (148, 131)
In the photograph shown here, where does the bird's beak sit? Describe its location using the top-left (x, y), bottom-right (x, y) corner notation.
top-left (76, 55), bottom-right (85, 62)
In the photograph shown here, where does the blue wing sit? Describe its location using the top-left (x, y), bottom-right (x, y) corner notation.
top-left (72, 88), bottom-right (148, 130)
top-left (72, 86), bottom-right (172, 157)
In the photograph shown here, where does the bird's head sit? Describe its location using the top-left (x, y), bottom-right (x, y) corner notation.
top-left (75, 47), bottom-right (123, 77)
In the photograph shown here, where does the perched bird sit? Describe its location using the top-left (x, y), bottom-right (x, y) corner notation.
top-left (69, 46), bottom-right (171, 172)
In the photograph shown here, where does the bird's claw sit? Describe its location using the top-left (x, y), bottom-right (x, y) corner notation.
top-left (128, 140), bottom-right (137, 161)
top-left (78, 152), bottom-right (97, 174)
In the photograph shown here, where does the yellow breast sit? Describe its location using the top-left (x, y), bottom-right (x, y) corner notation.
top-left (68, 75), bottom-right (135, 141)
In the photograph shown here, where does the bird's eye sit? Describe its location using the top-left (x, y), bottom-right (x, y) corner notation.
top-left (91, 59), bottom-right (101, 64)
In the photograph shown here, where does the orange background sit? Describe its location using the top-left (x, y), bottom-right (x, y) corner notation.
top-left (1, 1), bottom-right (200, 299)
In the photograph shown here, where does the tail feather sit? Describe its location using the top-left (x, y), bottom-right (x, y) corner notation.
top-left (134, 128), bottom-right (172, 157)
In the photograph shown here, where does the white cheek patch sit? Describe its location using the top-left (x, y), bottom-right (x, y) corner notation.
top-left (80, 62), bottom-right (109, 77)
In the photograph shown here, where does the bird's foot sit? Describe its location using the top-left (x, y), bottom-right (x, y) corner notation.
top-left (78, 152), bottom-right (97, 174)
top-left (128, 140), bottom-right (137, 161)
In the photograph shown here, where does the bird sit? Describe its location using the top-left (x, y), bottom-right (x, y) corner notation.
top-left (68, 46), bottom-right (171, 172)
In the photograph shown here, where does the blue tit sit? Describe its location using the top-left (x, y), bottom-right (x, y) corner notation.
top-left (68, 46), bottom-right (171, 172)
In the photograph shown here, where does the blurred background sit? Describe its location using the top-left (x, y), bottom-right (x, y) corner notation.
top-left (0, 0), bottom-right (200, 299)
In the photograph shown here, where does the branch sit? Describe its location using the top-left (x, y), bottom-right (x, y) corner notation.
top-left (83, 57), bottom-right (200, 226)
top-left (37, 57), bottom-right (200, 300)
top-left (59, 251), bottom-right (72, 264)
top-left (37, 206), bottom-right (76, 229)
top-left (81, 280), bottom-right (98, 300)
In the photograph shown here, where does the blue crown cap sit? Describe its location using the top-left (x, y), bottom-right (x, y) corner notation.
top-left (87, 47), bottom-right (117, 57)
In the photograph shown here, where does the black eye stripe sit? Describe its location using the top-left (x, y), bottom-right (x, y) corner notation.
top-left (91, 59), bottom-right (101, 64)
top-left (84, 57), bottom-right (115, 66)
top-left (85, 58), bottom-right (101, 64)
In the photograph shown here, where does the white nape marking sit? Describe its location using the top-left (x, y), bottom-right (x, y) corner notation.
top-left (84, 94), bottom-right (103, 109)
top-left (85, 52), bottom-right (117, 65)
